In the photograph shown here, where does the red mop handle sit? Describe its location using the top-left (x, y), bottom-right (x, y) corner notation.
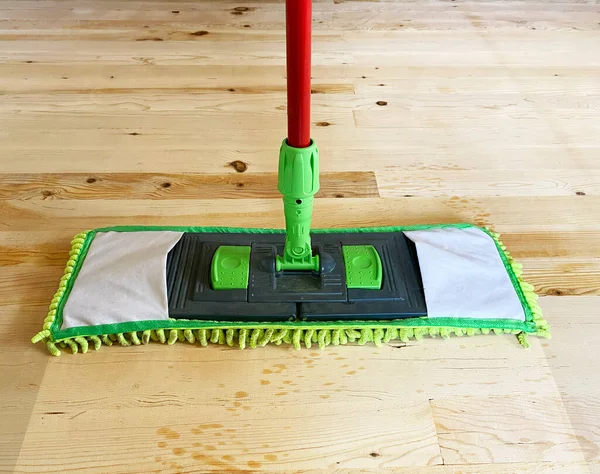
top-left (286, 0), bottom-right (312, 148)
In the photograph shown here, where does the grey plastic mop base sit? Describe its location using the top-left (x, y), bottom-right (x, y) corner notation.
top-left (166, 231), bottom-right (427, 321)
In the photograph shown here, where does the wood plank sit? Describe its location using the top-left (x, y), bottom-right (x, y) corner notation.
top-left (3, 64), bottom-right (600, 94)
top-left (431, 395), bottom-right (585, 464)
top-left (355, 105), bottom-right (600, 129)
top-left (0, 64), bottom-right (292, 93)
top-left (3, 120), bottom-right (600, 150)
top-left (18, 362), bottom-right (442, 471)
top-left (0, 240), bottom-right (70, 267)
top-left (497, 232), bottom-right (600, 259)
top-left (5, 94), bottom-right (600, 123)
top-left (560, 396), bottom-right (600, 463)
top-left (520, 258), bottom-right (600, 296)
top-left (377, 170), bottom-right (600, 198)
top-left (0, 39), bottom-right (353, 66)
top-left (20, 338), bottom-right (558, 404)
top-left (0, 304), bottom-right (49, 344)
top-left (0, 109), bottom-right (356, 143)
top-left (0, 25), bottom-right (341, 42)
top-left (0, 172), bottom-right (380, 201)
top-left (0, 65), bottom-right (354, 94)
top-left (331, 5), bottom-right (600, 31)
top-left (2, 146), bottom-right (599, 174)
top-left (0, 92), bottom-right (354, 116)
top-left (4, 169), bottom-right (599, 203)
top-left (539, 297), bottom-right (600, 380)
top-left (537, 297), bottom-right (600, 462)
top-left (3, 197), bottom-right (600, 232)
top-left (0, 304), bottom-right (49, 474)
top-left (355, 75), bottom-right (600, 96)
top-left (0, 5), bottom-right (293, 26)
top-left (0, 266), bottom-right (63, 306)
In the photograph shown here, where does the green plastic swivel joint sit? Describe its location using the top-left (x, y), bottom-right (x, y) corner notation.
top-left (276, 138), bottom-right (320, 272)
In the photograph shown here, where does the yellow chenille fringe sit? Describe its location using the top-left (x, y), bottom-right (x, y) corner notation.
top-left (45, 326), bottom-right (528, 356)
top-left (31, 232), bottom-right (88, 352)
top-left (488, 230), bottom-right (551, 344)
top-left (32, 228), bottom-right (549, 356)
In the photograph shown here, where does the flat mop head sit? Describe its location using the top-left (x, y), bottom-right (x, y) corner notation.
top-left (32, 224), bottom-right (550, 355)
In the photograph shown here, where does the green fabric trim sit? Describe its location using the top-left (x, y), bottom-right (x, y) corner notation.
top-left (92, 222), bottom-right (475, 235)
top-left (32, 223), bottom-right (549, 355)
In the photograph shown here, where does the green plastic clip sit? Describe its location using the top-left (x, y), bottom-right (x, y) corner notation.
top-left (342, 245), bottom-right (383, 289)
top-left (211, 246), bottom-right (251, 290)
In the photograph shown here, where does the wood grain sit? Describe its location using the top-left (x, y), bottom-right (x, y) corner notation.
top-left (377, 170), bottom-right (600, 197)
top-left (2, 146), bottom-right (599, 174)
top-left (432, 395), bottom-right (585, 464)
top-left (19, 363), bottom-right (443, 471)
top-left (519, 258), bottom-right (600, 296)
top-left (3, 196), bottom-right (600, 232)
top-left (0, 171), bottom-right (379, 200)
top-left (495, 232), bottom-right (600, 259)
top-left (1, 0), bottom-right (599, 472)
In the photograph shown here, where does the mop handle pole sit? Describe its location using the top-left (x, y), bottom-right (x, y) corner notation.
top-left (285, 0), bottom-right (312, 148)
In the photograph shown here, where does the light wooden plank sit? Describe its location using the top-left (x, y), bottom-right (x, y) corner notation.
top-left (431, 395), bottom-right (585, 464)
top-left (331, 5), bottom-right (600, 31)
top-left (560, 396), bottom-right (600, 463)
top-left (5, 95), bottom-right (600, 124)
top-left (20, 338), bottom-right (558, 405)
top-left (0, 303), bottom-right (49, 474)
top-left (2, 169), bottom-right (594, 212)
top-left (0, 93), bottom-right (356, 117)
top-left (3, 197), bottom-right (600, 232)
top-left (0, 232), bottom-right (73, 267)
top-left (0, 266), bottom-right (63, 306)
top-left (0, 64), bottom-right (292, 93)
top-left (355, 105), bottom-right (600, 128)
top-left (496, 232), bottom-right (600, 259)
top-left (377, 170), bottom-right (600, 198)
top-left (0, 5), bottom-right (292, 25)
top-left (3, 121), bottom-right (600, 150)
top-left (17, 360), bottom-right (442, 471)
top-left (0, 39), bottom-right (353, 66)
top-left (2, 146), bottom-right (599, 174)
top-left (537, 297), bottom-right (600, 462)
top-left (0, 172), bottom-right (379, 201)
top-left (3, 64), bottom-right (600, 94)
top-left (520, 258), bottom-right (600, 296)
top-left (355, 75), bottom-right (600, 96)
top-left (539, 297), bottom-right (600, 375)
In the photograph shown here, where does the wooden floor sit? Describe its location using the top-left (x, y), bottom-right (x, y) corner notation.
top-left (1, 0), bottom-right (599, 472)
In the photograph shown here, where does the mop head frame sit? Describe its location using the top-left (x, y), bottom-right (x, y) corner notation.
top-left (32, 224), bottom-right (550, 355)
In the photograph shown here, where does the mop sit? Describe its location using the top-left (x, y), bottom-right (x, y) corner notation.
top-left (32, 0), bottom-right (549, 355)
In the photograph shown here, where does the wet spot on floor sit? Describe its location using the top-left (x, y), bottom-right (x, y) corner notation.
top-left (157, 427), bottom-right (180, 439)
